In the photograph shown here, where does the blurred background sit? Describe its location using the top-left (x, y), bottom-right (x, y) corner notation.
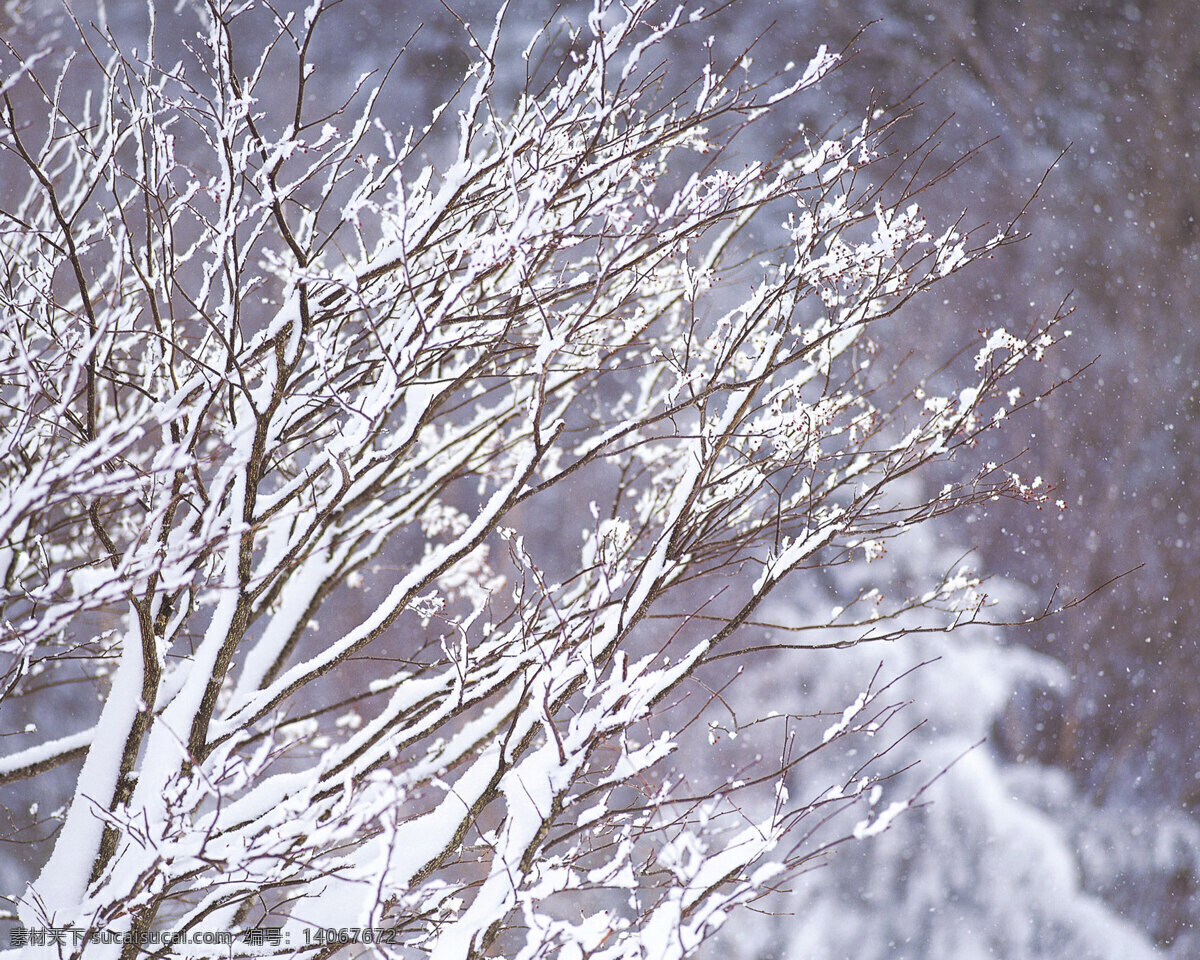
top-left (1, 0), bottom-right (1196, 956)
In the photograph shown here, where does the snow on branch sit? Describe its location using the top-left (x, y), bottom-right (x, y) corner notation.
top-left (0, 1), bottom-right (1070, 956)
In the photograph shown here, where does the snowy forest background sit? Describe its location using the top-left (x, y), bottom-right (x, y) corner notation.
top-left (0, 0), bottom-right (1197, 957)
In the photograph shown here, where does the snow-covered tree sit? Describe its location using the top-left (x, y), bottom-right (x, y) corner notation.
top-left (701, 528), bottom-right (1171, 960)
top-left (0, 1), bottom-right (1070, 956)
